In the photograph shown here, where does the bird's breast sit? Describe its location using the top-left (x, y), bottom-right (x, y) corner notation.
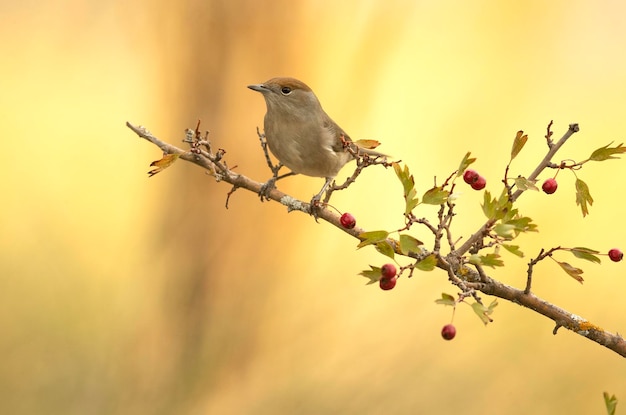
top-left (263, 114), bottom-right (351, 178)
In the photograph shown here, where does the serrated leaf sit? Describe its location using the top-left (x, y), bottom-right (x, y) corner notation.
top-left (502, 244), bottom-right (524, 258)
top-left (511, 130), bottom-right (528, 160)
top-left (494, 223), bottom-right (516, 239)
top-left (471, 299), bottom-right (498, 325)
top-left (354, 139), bottom-right (382, 150)
top-left (357, 230), bottom-right (389, 248)
top-left (480, 253), bottom-right (504, 268)
top-left (360, 265), bottom-right (381, 285)
top-left (557, 261), bottom-right (584, 283)
top-left (494, 189), bottom-right (513, 219)
top-left (375, 241), bottom-right (395, 259)
top-left (589, 142), bottom-right (626, 161)
top-left (456, 152), bottom-right (477, 177)
top-left (482, 191), bottom-right (496, 219)
top-left (393, 162), bottom-right (414, 195)
top-left (570, 247), bottom-right (601, 264)
top-left (575, 178), bottom-right (593, 217)
top-left (405, 196), bottom-right (420, 215)
top-left (393, 162), bottom-right (420, 214)
top-left (514, 176), bottom-right (538, 191)
top-left (603, 392), bottom-right (618, 415)
top-left (506, 216), bottom-right (538, 234)
top-left (482, 190), bottom-right (514, 220)
top-left (399, 234), bottom-right (422, 255)
top-left (422, 186), bottom-right (450, 205)
top-left (501, 206), bottom-right (518, 223)
top-left (435, 292), bottom-right (456, 306)
top-left (415, 254), bottom-right (437, 271)
top-left (469, 254), bottom-right (481, 266)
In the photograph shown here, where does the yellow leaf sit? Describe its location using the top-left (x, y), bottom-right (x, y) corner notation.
top-left (354, 139), bottom-right (381, 150)
top-left (148, 153), bottom-right (179, 177)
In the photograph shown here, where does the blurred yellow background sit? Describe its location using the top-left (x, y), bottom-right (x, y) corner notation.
top-left (1, 0), bottom-right (626, 413)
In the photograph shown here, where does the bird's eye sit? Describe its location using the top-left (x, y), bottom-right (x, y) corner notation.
top-left (280, 86), bottom-right (292, 95)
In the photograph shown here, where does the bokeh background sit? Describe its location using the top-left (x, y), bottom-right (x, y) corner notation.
top-left (2, 1), bottom-right (626, 413)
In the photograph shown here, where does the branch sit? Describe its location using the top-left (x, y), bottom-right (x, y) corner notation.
top-left (126, 121), bottom-right (625, 358)
top-left (475, 277), bottom-right (626, 357)
top-left (452, 123), bottom-right (579, 258)
top-left (126, 122), bottom-right (363, 234)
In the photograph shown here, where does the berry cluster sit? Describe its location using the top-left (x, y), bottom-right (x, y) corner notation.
top-left (463, 169), bottom-right (486, 190)
top-left (379, 263), bottom-right (397, 290)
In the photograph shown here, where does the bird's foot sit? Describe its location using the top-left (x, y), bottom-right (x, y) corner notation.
top-left (309, 195), bottom-right (326, 222)
top-left (309, 177), bottom-right (333, 221)
top-left (259, 177), bottom-right (277, 201)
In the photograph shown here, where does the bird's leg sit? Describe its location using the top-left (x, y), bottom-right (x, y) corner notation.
top-left (309, 177), bottom-right (334, 219)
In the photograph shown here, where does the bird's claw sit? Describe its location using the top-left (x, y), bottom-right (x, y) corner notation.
top-left (309, 196), bottom-right (324, 221)
top-left (259, 177), bottom-right (277, 201)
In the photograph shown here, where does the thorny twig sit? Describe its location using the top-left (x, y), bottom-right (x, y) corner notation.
top-left (323, 154), bottom-right (394, 204)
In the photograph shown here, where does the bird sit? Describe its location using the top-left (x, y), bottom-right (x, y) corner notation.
top-left (248, 77), bottom-right (386, 208)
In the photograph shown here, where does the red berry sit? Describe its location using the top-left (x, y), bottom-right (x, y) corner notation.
top-left (441, 324), bottom-right (456, 340)
top-left (463, 169), bottom-right (479, 184)
top-left (471, 175), bottom-right (486, 190)
top-left (608, 248), bottom-right (623, 262)
top-left (381, 263), bottom-right (397, 279)
top-left (379, 277), bottom-right (397, 291)
top-left (340, 212), bottom-right (356, 229)
top-left (542, 178), bottom-right (558, 194)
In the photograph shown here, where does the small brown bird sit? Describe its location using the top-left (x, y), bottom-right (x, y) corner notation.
top-left (248, 77), bottom-right (386, 205)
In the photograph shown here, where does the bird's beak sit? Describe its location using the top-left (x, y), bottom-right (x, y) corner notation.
top-left (247, 83), bottom-right (268, 93)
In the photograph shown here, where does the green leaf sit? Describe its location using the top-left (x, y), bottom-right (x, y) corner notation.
top-left (494, 223), bottom-right (516, 239)
top-left (479, 253), bottom-right (504, 268)
top-left (575, 178), bottom-right (594, 217)
top-left (482, 189), bottom-right (514, 220)
top-left (393, 162), bottom-right (415, 196)
top-left (405, 194), bottom-right (420, 215)
top-left (393, 162), bottom-right (420, 215)
top-left (603, 392), bottom-right (618, 415)
top-left (360, 265), bottom-right (381, 285)
top-left (468, 254), bottom-right (482, 266)
top-left (482, 191), bottom-right (496, 219)
top-left (456, 152), bottom-right (476, 177)
top-left (422, 186), bottom-right (450, 205)
top-left (506, 216), bottom-right (538, 234)
top-left (589, 142), bottom-right (626, 161)
top-left (399, 234), bottom-right (422, 255)
top-left (494, 213), bottom-right (537, 239)
top-left (435, 292), bottom-right (456, 306)
top-left (472, 299), bottom-right (498, 325)
top-left (375, 241), bottom-right (395, 259)
top-left (570, 247), bottom-right (601, 264)
top-left (514, 176), bottom-right (538, 191)
top-left (357, 230), bottom-right (389, 248)
top-left (415, 254), bottom-right (437, 271)
top-left (557, 260), bottom-right (584, 283)
top-left (502, 244), bottom-right (524, 258)
top-left (511, 130), bottom-right (528, 160)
